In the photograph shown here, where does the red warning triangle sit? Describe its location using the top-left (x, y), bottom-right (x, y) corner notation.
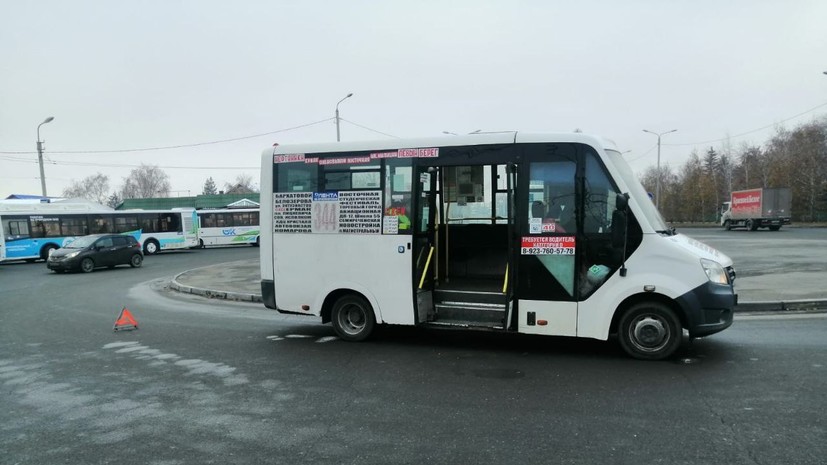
top-left (113, 307), bottom-right (139, 331)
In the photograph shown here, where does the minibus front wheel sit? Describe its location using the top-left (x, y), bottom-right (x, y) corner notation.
top-left (331, 294), bottom-right (376, 342)
top-left (618, 302), bottom-right (682, 361)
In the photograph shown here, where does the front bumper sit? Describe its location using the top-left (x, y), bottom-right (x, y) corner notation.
top-left (47, 257), bottom-right (80, 271)
top-left (675, 281), bottom-right (737, 338)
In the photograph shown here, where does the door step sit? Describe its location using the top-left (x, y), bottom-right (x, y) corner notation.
top-left (423, 320), bottom-right (504, 330)
top-left (434, 301), bottom-right (506, 326)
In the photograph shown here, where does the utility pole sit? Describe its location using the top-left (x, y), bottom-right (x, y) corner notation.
top-left (335, 93), bottom-right (353, 141)
top-left (37, 116), bottom-right (55, 197)
top-left (642, 128), bottom-right (677, 209)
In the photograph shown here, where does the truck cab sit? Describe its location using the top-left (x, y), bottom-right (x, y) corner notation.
top-left (720, 201), bottom-right (732, 227)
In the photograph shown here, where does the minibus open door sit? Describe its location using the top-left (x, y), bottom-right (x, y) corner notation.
top-left (413, 166), bottom-right (439, 323)
top-left (503, 162), bottom-right (518, 330)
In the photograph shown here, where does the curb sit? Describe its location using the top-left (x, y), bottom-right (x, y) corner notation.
top-left (170, 271), bottom-right (262, 303)
top-left (168, 269), bottom-right (827, 313)
top-left (735, 299), bottom-right (827, 313)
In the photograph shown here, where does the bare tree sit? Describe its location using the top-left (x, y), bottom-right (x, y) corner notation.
top-left (785, 122), bottom-right (827, 221)
top-left (224, 173), bottom-right (258, 194)
top-left (61, 172), bottom-right (110, 204)
top-left (121, 164), bottom-right (172, 199)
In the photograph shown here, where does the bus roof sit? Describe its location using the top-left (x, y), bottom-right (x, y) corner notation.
top-left (265, 132), bottom-right (617, 157)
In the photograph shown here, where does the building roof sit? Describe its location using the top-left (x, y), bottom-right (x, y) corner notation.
top-left (6, 194), bottom-right (47, 200)
top-left (116, 193), bottom-right (260, 210)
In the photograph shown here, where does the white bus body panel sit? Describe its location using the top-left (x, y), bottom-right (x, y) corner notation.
top-left (576, 233), bottom-right (719, 341)
top-left (272, 234), bottom-right (414, 325)
top-left (201, 225), bottom-right (259, 246)
top-left (518, 301), bottom-right (577, 336)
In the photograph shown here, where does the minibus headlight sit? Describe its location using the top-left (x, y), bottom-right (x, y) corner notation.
top-left (700, 258), bottom-right (728, 284)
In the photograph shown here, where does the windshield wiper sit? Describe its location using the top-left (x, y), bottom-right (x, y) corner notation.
top-left (655, 227), bottom-right (676, 236)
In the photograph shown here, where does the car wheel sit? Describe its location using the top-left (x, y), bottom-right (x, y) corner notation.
top-left (130, 254), bottom-right (143, 268)
top-left (723, 220), bottom-right (731, 231)
top-left (80, 258), bottom-right (95, 273)
top-left (253, 236), bottom-right (260, 247)
top-left (618, 302), bottom-right (682, 361)
top-left (331, 294), bottom-right (376, 342)
top-left (144, 239), bottom-right (160, 255)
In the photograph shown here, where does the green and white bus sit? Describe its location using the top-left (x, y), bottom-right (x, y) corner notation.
top-left (259, 133), bottom-right (737, 360)
top-left (196, 208), bottom-right (260, 247)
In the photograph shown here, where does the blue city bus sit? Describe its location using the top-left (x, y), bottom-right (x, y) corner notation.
top-left (0, 218), bottom-right (6, 262)
top-left (0, 207), bottom-right (199, 261)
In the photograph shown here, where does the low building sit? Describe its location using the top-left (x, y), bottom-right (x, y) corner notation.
top-left (116, 193), bottom-right (260, 210)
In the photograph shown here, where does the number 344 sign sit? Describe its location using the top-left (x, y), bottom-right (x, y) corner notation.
top-left (520, 236), bottom-right (575, 255)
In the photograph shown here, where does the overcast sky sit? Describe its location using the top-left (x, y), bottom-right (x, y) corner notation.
top-left (2, 1), bottom-right (826, 199)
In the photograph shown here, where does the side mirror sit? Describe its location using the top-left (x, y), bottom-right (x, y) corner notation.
top-left (615, 193), bottom-right (628, 211)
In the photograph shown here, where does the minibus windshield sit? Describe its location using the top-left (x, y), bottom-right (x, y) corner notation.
top-left (605, 149), bottom-right (670, 233)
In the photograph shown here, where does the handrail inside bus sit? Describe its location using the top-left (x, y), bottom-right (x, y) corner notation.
top-left (418, 246), bottom-right (435, 290)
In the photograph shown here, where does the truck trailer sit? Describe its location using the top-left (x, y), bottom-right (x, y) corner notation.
top-left (720, 187), bottom-right (791, 231)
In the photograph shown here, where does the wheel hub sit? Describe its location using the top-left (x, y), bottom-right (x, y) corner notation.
top-left (633, 317), bottom-right (667, 347)
top-left (346, 308), bottom-right (365, 328)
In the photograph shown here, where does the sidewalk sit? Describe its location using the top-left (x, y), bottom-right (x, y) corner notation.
top-left (168, 260), bottom-right (827, 312)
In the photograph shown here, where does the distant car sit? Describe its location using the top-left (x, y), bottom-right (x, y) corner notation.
top-left (47, 234), bottom-right (143, 273)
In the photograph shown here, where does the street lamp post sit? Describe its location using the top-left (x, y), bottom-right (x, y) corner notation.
top-left (36, 116), bottom-right (55, 197)
top-left (335, 93), bottom-right (353, 141)
top-left (642, 128), bottom-right (677, 209)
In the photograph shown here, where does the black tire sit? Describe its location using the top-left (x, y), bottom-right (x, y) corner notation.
top-left (618, 302), bottom-right (682, 360)
top-left (331, 294), bottom-right (376, 342)
top-left (723, 220), bottom-right (732, 231)
top-left (252, 236), bottom-right (260, 247)
top-left (40, 244), bottom-right (59, 260)
top-left (199, 239), bottom-right (205, 249)
top-left (143, 239), bottom-right (160, 255)
top-left (130, 254), bottom-right (143, 268)
top-left (768, 225), bottom-right (781, 231)
top-left (80, 258), bottom-right (95, 273)
top-left (746, 219), bottom-right (758, 231)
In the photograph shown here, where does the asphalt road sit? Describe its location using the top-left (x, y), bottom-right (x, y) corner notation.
top-left (679, 226), bottom-right (827, 301)
top-left (1, 241), bottom-right (826, 464)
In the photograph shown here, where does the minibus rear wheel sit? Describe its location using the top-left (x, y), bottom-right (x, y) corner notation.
top-left (331, 294), bottom-right (376, 342)
top-left (618, 302), bottom-right (682, 361)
